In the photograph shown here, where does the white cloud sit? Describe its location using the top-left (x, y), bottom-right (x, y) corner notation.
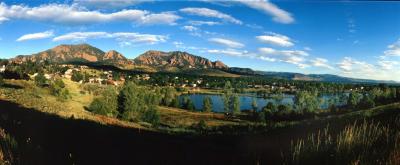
top-left (53, 32), bottom-right (110, 41)
top-left (259, 47), bottom-right (309, 68)
top-left (138, 12), bottom-right (180, 25)
top-left (112, 32), bottom-right (167, 45)
top-left (16, 30), bottom-right (54, 42)
top-left (173, 41), bottom-right (205, 50)
top-left (384, 39), bottom-right (400, 56)
top-left (188, 20), bottom-right (221, 26)
top-left (336, 57), bottom-right (400, 81)
top-left (378, 60), bottom-right (398, 70)
top-left (311, 58), bottom-right (334, 70)
top-left (337, 57), bottom-right (375, 75)
top-left (0, 16), bottom-right (8, 23)
top-left (53, 31), bottom-right (167, 45)
top-left (209, 38), bottom-right (244, 48)
top-left (207, 49), bottom-right (249, 57)
top-left (0, 2), bottom-right (180, 25)
top-left (181, 25), bottom-right (202, 37)
top-left (180, 7), bottom-right (242, 25)
top-left (73, 0), bottom-right (143, 8)
top-left (256, 33), bottom-right (294, 47)
top-left (234, 0), bottom-right (294, 24)
top-left (304, 47), bottom-right (312, 51)
top-left (182, 25), bottom-right (198, 32)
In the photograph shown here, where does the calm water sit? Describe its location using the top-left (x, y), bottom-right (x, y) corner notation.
top-left (179, 93), bottom-right (347, 112)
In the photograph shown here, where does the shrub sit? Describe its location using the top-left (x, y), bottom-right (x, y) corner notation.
top-left (141, 107), bottom-right (160, 126)
top-left (288, 119), bottom-right (400, 164)
top-left (194, 120), bottom-right (208, 133)
top-left (0, 129), bottom-right (18, 164)
top-left (118, 82), bottom-right (161, 121)
top-left (0, 75), bottom-right (4, 87)
top-left (203, 96), bottom-right (212, 112)
top-left (71, 70), bottom-right (84, 82)
top-left (34, 72), bottom-right (47, 87)
top-left (88, 86), bottom-right (118, 117)
top-left (49, 79), bottom-right (70, 101)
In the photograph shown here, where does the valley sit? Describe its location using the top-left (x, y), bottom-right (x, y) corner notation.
top-left (1, 44), bottom-right (400, 164)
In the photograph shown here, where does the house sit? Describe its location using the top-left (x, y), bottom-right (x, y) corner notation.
top-left (191, 83), bottom-right (197, 88)
top-left (106, 80), bottom-right (118, 86)
top-left (64, 68), bottom-right (79, 79)
top-left (0, 65), bottom-right (5, 73)
top-left (44, 74), bottom-right (52, 80)
top-left (142, 74), bottom-right (150, 81)
top-left (80, 65), bottom-right (89, 69)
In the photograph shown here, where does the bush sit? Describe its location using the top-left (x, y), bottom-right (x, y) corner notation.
top-left (88, 87), bottom-right (118, 117)
top-left (34, 72), bottom-right (47, 87)
top-left (193, 120), bottom-right (208, 133)
top-left (71, 70), bottom-right (84, 82)
top-left (118, 82), bottom-right (161, 121)
top-left (0, 75), bottom-right (4, 87)
top-left (289, 119), bottom-right (400, 164)
top-left (0, 129), bottom-right (18, 164)
top-left (49, 79), bottom-right (70, 101)
top-left (141, 107), bottom-right (160, 126)
top-left (203, 96), bottom-right (212, 112)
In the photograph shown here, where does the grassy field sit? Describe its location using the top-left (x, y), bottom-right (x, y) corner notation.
top-left (1, 79), bottom-right (400, 164)
top-left (0, 79), bottom-right (243, 132)
top-left (0, 79), bottom-right (145, 129)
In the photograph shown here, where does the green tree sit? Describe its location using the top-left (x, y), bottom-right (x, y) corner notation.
top-left (88, 86), bottom-right (118, 117)
top-left (251, 98), bottom-right (258, 112)
top-left (232, 94), bottom-right (240, 115)
top-left (348, 91), bottom-right (362, 109)
top-left (161, 87), bottom-right (176, 106)
top-left (203, 96), bottom-right (212, 112)
top-left (357, 95), bottom-right (375, 109)
top-left (294, 90), bottom-right (320, 113)
top-left (170, 96), bottom-right (180, 108)
top-left (49, 79), bottom-right (70, 101)
top-left (142, 107), bottom-right (160, 126)
top-left (118, 82), bottom-right (161, 121)
top-left (222, 81), bottom-right (233, 113)
top-left (34, 72), bottom-right (47, 87)
top-left (71, 70), bottom-right (83, 82)
top-left (187, 99), bottom-right (195, 111)
top-left (0, 75), bottom-right (4, 87)
top-left (265, 102), bottom-right (277, 112)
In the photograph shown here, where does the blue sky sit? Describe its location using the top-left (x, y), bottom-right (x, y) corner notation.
top-left (0, 0), bottom-right (400, 81)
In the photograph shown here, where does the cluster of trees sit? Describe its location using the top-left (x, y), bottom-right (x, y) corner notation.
top-left (345, 86), bottom-right (399, 111)
top-left (88, 82), bottom-right (161, 126)
top-left (256, 102), bottom-right (297, 122)
top-left (222, 81), bottom-right (240, 115)
top-left (49, 79), bottom-right (70, 101)
top-left (34, 72), bottom-right (47, 87)
top-left (0, 74), bottom-right (4, 87)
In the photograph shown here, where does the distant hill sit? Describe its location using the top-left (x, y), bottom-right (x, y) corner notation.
top-left (133, 50), bottom-right (228, 70)
top-left (7, 43), bottom-right (398, 83)
top-left (11, 44), bottom-right (132, 66)
top-left (257, 71), bottom-right (398, 84)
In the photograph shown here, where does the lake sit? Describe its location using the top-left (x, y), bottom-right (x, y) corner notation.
top-left (179, 93), bottom-right (347, 112)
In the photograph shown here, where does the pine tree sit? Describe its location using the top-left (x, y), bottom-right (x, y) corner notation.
top-left (34, 72), bottom-right (47, 87)
top-left (232, 94), bottom-right (240, 115)
top-left (88, 86), bottom-right (118, 117)
top-left (203, 96), bottom-right (212, 112)
top-left (0, 75), bottom-right (4, 87)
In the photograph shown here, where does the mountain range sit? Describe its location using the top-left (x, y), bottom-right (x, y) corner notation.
top-left (9, 44), bottom-right (397, 84)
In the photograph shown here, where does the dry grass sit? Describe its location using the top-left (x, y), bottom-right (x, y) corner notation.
top-left (158, 106), bottom-right (237, 127)
top-left (0, 129), bottom-right (17, 165)
top-left (289, 117), bottom-right (400, 165)
top-left (0, 79), bottom-right (146, 130)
